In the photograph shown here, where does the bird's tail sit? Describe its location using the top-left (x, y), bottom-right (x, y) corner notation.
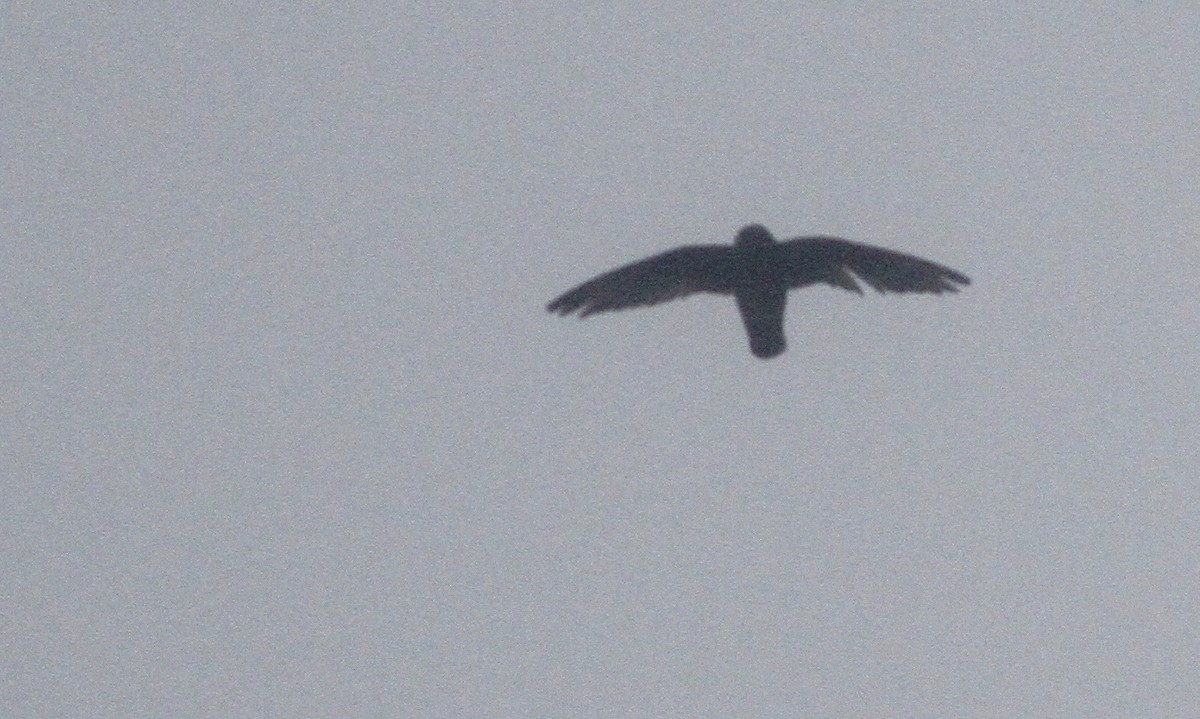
top-left (736, 288), bottom-right (787, 359)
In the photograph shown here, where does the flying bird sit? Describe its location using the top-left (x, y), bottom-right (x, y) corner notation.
top-left (547, 224), bottom-right (970, 359)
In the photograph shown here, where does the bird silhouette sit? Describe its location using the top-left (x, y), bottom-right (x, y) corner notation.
top-left (547, 224), bottom-right (970, 359)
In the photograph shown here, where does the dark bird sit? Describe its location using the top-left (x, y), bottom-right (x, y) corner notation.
top-left (547, 224), bottom-right (970, 359)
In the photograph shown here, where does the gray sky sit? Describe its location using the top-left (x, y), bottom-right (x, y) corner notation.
top-left (5, 4), bottom-right (1199, 717)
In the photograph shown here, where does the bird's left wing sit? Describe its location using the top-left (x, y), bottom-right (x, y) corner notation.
top-left (547, 245), bottom-right (736, 317)
top-left (779, 237), bottom-right (971, 295)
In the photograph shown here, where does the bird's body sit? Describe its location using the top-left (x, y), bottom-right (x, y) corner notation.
top-left (547, 224), bottom-right (970, 359)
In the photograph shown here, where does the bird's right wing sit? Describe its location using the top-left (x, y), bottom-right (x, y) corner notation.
top-left (547, 245), bottom-right (737, 317)
top-left (780, 237), bottom-right (971, 295)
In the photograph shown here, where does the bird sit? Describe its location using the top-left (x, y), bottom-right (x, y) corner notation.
top-left (547, 224), bottom-right (970, 359)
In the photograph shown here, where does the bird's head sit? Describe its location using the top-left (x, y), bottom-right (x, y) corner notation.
top-left (735, 224), bottom-right (775, 248)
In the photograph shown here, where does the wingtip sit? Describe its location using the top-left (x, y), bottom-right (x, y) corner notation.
top-left (546, 293), bottom-right (579, 316)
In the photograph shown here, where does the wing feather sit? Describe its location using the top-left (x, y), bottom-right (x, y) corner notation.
top-left (781, 237), bottom-right (971, 295)
top-left (547, 245), bottom-right (736, 317)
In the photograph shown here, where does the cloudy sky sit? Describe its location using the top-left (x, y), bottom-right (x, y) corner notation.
top-left (5, 4), bottom-right (1199, 717)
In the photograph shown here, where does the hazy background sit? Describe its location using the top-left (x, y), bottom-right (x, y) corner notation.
top-left (5, 4), bottom-right (1198, 717)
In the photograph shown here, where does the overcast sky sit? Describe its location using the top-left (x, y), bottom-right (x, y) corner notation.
top-left (5, 4), bottom-right (1199, 717)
